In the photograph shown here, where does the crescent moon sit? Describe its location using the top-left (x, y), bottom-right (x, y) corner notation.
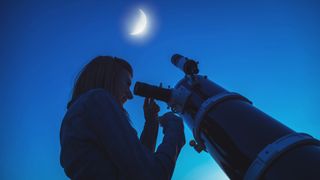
top-left (130, 9), bottom-right (147, 36)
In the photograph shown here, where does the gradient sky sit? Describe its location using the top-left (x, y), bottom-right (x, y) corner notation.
top-left (1, 0), bottom-right (320, 179)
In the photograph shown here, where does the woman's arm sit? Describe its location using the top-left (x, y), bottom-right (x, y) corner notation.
top-left (140, 98), bottom-right (160, 152)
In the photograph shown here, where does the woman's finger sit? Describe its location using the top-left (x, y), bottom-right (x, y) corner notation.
top-left (151, 102), bottom-right (158, 108)
top-left (155, 105), bottom-right (160, 113)
top-left (150, 99), bottom-right (158, 108)
top-left (144, 97), bottom-right (149, 107)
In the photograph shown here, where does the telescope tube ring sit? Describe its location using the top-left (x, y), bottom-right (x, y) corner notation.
top-left (193, 92), bottom-right (252, 152)
top-left (244, 133), bottom-right (320, 180)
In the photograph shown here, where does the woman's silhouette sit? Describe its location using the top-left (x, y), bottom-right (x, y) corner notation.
top-left (60, 56), bottom-right (185, 180)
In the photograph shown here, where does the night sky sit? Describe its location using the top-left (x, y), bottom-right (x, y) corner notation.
top-left (1, 0), bottom-right (320, 179)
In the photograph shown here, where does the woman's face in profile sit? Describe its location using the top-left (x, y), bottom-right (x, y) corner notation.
top-left (118, 68), bottom-right (133, 106)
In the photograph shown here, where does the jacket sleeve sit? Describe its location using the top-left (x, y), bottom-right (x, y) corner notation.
top-left (140, 118), bottom-right (159, 152)
top-left (85, 90), bottom-right (185, 180)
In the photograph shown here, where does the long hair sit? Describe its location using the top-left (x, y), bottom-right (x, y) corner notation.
top-left (67, 56), bottom-right (133, 109)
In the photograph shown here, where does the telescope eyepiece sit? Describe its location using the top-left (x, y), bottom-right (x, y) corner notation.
top-left (134, 81), bottom-right (172, 102)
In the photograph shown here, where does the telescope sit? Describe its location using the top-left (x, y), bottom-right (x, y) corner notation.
top-left (134, 54), bottom-right (320, 180)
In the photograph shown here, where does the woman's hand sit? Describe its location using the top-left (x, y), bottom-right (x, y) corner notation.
top-left (143, 97), bottom-right (160, 122)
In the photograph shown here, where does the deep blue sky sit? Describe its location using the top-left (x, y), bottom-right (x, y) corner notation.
top-left (1, 0), bottom-right (319, 179)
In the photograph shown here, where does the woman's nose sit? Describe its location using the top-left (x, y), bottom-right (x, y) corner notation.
top-left (127, 90), bottom-right (133, 100)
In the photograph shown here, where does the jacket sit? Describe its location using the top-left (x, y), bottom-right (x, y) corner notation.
top-left (60, 89), bottom-right (185, 180)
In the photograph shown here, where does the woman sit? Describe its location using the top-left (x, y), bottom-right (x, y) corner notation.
top-left (60, 56), bottom-right (185, 180)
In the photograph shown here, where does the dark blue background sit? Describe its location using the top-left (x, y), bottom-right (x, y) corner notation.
top-left (1, 0), bottom-right (319, 179)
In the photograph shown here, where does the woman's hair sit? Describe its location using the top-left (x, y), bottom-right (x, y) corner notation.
top-left (67, 56), bottom-right (133, 109)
